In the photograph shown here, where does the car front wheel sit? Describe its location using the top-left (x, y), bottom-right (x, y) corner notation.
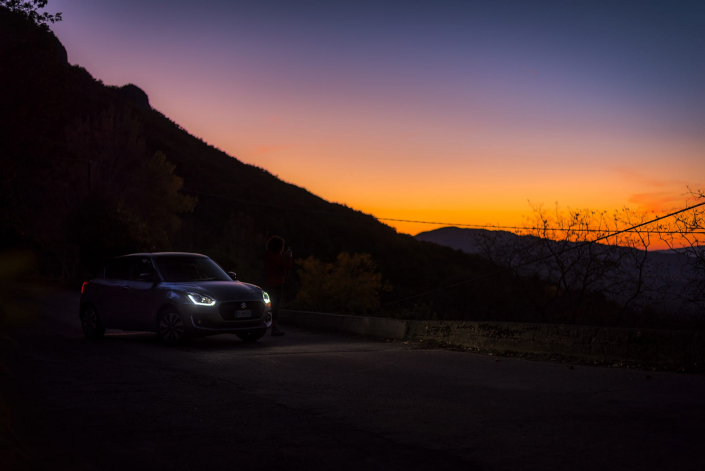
top-left (235, 328), bottom-right (267, 342)
top-left (158, 309), bottom-right (187, 344)
top-left (80, 305), bottom-right (106, 339)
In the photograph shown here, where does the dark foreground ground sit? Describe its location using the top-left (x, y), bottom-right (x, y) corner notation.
top-left (1, 286), bottom-right (704, 471)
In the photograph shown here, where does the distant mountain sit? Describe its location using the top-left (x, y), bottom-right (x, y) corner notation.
top-left (415, 227), bottom-right (521, 255)
top-left (415, 226), bottom-right (693, 309)
top-left (417, 225), bottom-right (689, 263)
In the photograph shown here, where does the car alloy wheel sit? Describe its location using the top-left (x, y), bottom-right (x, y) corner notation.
top-left (80, 306), bottom-right (106, 339)
top-left (159, 311), bottom-right (185, 343)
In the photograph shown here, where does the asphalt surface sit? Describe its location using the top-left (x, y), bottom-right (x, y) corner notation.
top-left (2, 286), bottom-right (704, 471)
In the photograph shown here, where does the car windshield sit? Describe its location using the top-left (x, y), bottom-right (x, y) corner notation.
top-left (154, 256), bottom-right (231, 282)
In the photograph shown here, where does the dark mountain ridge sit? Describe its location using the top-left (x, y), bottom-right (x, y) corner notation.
top-left (415, 226), bottom-right (690, 275)
top-left (0, 8), bottom-right (522, 319)
top-left (415, 226), bottom-right (694, 313)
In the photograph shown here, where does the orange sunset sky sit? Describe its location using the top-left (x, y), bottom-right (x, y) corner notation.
top-left (49, 0), bottom-right (705, 237)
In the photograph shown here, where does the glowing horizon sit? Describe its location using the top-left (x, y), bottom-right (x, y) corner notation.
top-left (48, 0), bottom-right (705, 246)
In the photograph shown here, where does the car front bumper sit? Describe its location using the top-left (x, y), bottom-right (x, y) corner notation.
top-left (181, 303), bottom-right (272, 334)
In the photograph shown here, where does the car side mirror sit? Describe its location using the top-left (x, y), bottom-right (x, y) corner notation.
top-left (227, 271), bottom-right (237, 281)
top-left (138, 272), bottom-right (156, 283)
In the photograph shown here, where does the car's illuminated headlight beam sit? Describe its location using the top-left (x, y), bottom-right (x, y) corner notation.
top-left (187, 292), bottom-right (216, 306)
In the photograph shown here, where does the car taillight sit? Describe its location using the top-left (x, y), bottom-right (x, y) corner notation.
top-left (81, 281), bottom-right (89, 294)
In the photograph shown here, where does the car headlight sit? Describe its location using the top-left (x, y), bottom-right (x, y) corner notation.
top-left (187, 292), bottom-right (216, 306)
top-left (263, 291), bottom-right (271, 305)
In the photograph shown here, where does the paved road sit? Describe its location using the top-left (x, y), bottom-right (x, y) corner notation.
top-left (2, 286), bottom-right (704, 471)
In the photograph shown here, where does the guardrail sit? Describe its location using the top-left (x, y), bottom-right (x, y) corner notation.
top-left (279, 310), bottom-right (704, 369)
top-left (279, 310), bottom-right (408, 339)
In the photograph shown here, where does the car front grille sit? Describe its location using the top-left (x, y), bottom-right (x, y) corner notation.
top-left (218, 301), bottom-right (265, 321)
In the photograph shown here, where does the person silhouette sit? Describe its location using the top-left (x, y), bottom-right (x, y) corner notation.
top-left (264, 236), bottom-right (293, 336)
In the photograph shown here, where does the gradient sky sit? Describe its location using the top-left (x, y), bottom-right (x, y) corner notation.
top-left (49, 0), bottom-right (705, 236)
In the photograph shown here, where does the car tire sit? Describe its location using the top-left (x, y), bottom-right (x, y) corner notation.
top-left (235, 328), bottom-right (267, 342)
top-left (157, 309), bottom-right (187, 344)
top-left (80, 304), bottom-right (106, 339)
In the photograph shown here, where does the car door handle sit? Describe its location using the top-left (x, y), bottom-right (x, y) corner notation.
top-left (122, 285), bottom-right (130, 290)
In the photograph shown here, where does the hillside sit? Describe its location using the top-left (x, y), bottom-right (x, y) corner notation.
top-left (415, 226), bottom-right (689, 280)
top-left (416, 226), bottom-right (695, 313)
top-left (416, 227), bottom-right (523, 255)
top-left (0, 8), bottom-right (526, 320)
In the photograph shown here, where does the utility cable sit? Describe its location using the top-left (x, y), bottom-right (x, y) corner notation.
top-left (179, 188), bottom-right (705, 235)
top-left (374, 216), bottom-right (705, 235)
top-left (383, 199), bottom-right (705, 306)
top-left (60, 156), bottom-right (705, 235)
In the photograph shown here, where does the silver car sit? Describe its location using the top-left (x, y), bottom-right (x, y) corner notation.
top-left (79, 253), bottom-right (272, 343)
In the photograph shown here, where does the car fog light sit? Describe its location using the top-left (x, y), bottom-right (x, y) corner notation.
top-left (266, 314), bottom-right (272, 323)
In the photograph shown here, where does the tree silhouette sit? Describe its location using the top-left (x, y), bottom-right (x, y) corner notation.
top-left (476, 204), bottom-right (672, 325)
top-left (0, 0), bottom-right (62, 29)
top-left (295, 253), bottom-right (392, 314)
top-left (662, 189), bottom-right (705, 314)
top-left (63, 107), bottom-right (196, 270)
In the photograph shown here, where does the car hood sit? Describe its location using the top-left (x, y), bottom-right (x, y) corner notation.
top-left (161, 281), bottom-right (264, 302)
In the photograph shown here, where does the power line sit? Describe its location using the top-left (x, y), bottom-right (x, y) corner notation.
top-left (374, 217), bottom-right (705, 235)
top-left (181, 189), bottom-right (705, 235)
top-left (60, 157), bottom-right (705, 235)
top-left (383, 199), bottom-right (705, 306)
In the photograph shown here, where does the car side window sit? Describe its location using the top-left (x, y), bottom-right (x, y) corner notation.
top-left (131, 257), bottom-right (156, 281)
top-left (105, 257), bottom-right (133, 280)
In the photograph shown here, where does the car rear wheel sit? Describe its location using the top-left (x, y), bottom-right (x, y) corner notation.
top-left (80, 305), bottom-right (106, 339)
top-left (158, 309), bottom-right (186, 344)
top-left (235, 328), bottom-right (267, 342)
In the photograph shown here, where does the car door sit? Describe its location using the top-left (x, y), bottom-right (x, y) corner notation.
top-left (100, 256), bottom-right (135, 328)
top-left (122, 256), bottom-right (161, 331)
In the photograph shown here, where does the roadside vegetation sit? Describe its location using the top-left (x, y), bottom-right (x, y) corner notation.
top-left (474, 200), bottom-right (705, 328)
top-left (295, 253), bottom-right (392, 314)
